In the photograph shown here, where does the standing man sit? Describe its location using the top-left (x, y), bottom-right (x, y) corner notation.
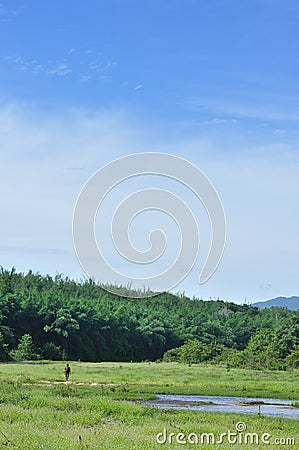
top-left (64, 363), bottom-right (71, 381)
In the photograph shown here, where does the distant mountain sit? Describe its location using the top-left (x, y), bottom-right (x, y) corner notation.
top-left (252, 296), bottom-right (299, 311)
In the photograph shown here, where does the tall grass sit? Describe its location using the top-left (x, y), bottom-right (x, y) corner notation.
top-left (0, 362), bottom-right (297, 449)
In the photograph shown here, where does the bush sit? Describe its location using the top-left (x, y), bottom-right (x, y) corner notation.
top-left (163, 339), bottom-right (224, 364)
top-left (163, 347), bottom-right (181, 362)
top-left (0, 332), bottom-right (10, 361)
top-left (41, 342), bottom-right (63, 360)
top-left (16, 334), bottom-right (38, 360)
top-left (286, 345), bottom-right (299, 368)
top-left (215, 347), bottom-right (246, 368)
top-left (243, 330), bottom-right (286, 370)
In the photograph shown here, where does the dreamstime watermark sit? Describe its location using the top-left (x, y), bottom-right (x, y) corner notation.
top-left (156, 422), bottom-right (296, 446)
top-left (72, 153), bottom-right (226, 297)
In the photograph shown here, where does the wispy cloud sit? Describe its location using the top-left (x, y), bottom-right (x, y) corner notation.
top-left (273, 128), bottom-right (287, 136)
top-left (2, 55), bottom-right (46, 75)
top-left (215, 104), bottom-right (299, 122)
top-left (79, 75), bottom-right (91, 83)
top-left (0, 4), bottom-right (20, 18)
top-left (0, 245), bottom-right (67, 255)
top-left (180, 97), bottom-right (299, 123)
top-left (48, 63), bottom-right (72, 76)
top-left (1, 103), bottom-right (299, 301)
top-left (199, 118), bottom-right (237, 126)
top-left (2, 49), bottom-right (117, 81)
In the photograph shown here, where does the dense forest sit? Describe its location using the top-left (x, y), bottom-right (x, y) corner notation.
top-left (0, 267), bottom-right (298, 369)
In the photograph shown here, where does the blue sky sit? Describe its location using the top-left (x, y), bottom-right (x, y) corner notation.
top-left (1, 0), bottom-right (299, 302)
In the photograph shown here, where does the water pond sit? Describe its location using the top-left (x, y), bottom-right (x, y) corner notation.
top-left (146, 394), bottom-right (299, 419)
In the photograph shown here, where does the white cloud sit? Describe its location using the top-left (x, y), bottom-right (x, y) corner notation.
top-left (48, 63), bottom-right (72, 76)
top-left (199, 118), bottom-right (237, 126)
top-left (274, 128), bottom-right (287, 136)
top-left (0, 4), bottom-right (19, 17)
top-left (2, 49), bottom-right (116, 81)
top-left (181, 98), bottom-right (299, 122)
top-left (1, 103), bottom-right (299, 302)
top-left (79, 75), bottom-right (91, 83)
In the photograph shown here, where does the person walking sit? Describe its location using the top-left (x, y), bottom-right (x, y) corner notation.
top-left (64, 363), bottom-right (71, 381)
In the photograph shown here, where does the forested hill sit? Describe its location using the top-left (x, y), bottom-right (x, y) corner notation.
top-left (253, 296), bottom-right (299, 311)
top-left (0, 267), bottom-right (298, 364)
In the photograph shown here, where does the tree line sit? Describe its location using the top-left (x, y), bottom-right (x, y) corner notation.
top-left (0, 267), bottom-right (298, 369)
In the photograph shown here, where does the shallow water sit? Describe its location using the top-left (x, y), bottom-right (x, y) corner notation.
top-left (146, 394), bottom-right (299, 418)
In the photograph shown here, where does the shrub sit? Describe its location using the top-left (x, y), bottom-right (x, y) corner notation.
top-left (41, 342), bottom-right (63, 360)
top-left (0, 332), bottom-right (10, 361)
top-left (16, 334), bottom-right (37, 360)
top-left (163, 339), bottom-right (224, 364)
top-left (163, 347), bottom-right (181, 362)
top-left (286, 345), bottom-right (299, 368)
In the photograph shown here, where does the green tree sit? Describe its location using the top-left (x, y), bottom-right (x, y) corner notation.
top-left (164, 339), bottom-right (223, 364)
top-left (42, 342), bottom-right (63, 360)
top-left (0, 332), bottom-right (10, 361)
top-left (17, 334), bottom-right (36, 360)
top-left (286, 345), bottom-right (299, 368)
top-left (244, 330), bottom-right (285, 369)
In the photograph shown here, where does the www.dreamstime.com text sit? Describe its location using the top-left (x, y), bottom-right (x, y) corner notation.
top-left (156, 423), bottom-right (296, 446)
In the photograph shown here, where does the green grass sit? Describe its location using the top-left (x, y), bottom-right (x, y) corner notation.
top-left (0, 362), bottom-right (298, 449)
top-left (1, 361), bottom-right (297, 398)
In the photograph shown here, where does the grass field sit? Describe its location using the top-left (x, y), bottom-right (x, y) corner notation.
top-left (0, 361), bottom-right (298, 449)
